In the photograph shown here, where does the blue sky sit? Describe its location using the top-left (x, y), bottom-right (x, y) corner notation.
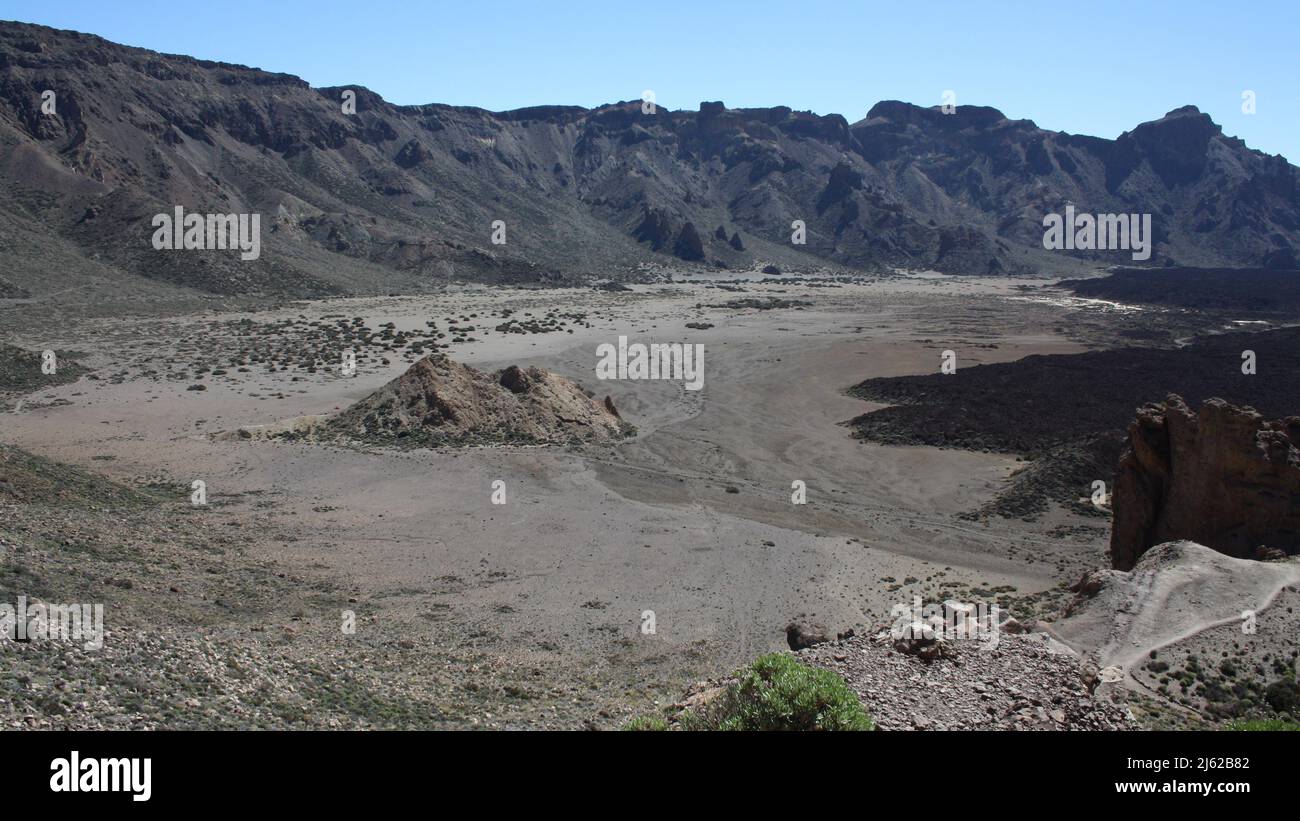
top-left (5, 0), bottom-right (1298, 159)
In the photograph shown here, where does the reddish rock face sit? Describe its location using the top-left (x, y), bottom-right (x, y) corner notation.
top-left (1110, 394), bottom-right (1300, 570)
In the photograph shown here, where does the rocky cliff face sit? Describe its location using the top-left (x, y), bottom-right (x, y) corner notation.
top-left (332, 355), bottom-right (629, 446)
top-left (1110, 395), bottom-right (1300, 570)
top-left (1, 21), bottom-right (1298, 303)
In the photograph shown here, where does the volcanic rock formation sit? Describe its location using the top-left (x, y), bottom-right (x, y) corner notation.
top-left (1109, 395), bottom-right (1300, 570)
top-left (333, 354), bottom-right (630, 446)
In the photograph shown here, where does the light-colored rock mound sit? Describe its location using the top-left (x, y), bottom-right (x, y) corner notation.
top-left (1055, 540), bottom-right (1300, 673)
top-left (332, 354), bottom-right (630, 446)
top-left (1110, 394), bottom-right (1300, 570)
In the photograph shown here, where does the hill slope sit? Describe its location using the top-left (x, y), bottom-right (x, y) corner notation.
top-left (2, 20), bottom-right (1298, 305)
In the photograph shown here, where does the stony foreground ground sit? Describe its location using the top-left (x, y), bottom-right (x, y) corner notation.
top-left (793, 629), bottom-right (1136, 731)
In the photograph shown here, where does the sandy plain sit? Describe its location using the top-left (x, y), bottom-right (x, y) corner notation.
top-left (2, 272), bottom-right (1195, 726)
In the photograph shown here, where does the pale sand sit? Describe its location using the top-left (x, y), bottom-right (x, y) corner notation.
top-left (2, 274), bottom-right (1116, 688)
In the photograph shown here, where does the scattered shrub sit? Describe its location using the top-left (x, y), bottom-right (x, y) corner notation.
top-left (1264, 679), bottom-right (1300, 715)
top-left (621, 715), bottom-right (669, 731)
top-left (679, 653), bottom-right (873, 731)
top-left (1225, 719), bottom-right (1300, 731)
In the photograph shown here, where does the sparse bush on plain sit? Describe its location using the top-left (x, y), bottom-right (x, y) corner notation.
top-left (1225, 719), bottom-right (1300, 731)
top-left (621, 715), bottom-right (669, 731)
top-left (1264, 678), bottom-right (1300, 716)
top-left (679, 653), bottom-right (873, 731)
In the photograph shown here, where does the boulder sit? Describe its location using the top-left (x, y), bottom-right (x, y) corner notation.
top-left (1255, 544), bottom-right (1287, 561)
top-left (785, 622), bottom-right (829, 650)
top-left (999, 616), bottom-right (1027, 634)
top-left (890, 619), bottom-right (956, 660)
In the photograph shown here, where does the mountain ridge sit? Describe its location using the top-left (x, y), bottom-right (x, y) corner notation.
top-left (1, 20), bottom-right (1297, 305)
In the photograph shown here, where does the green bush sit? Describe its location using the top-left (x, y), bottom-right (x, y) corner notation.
top-left (1264, 679), bottom-right (1300, 715)
top-left (621, 715), bottom-right (669, 731)
top-left (1225, 719), bottom-right (1300, 731)
top-left (681, 653), bottom-right (873, 731)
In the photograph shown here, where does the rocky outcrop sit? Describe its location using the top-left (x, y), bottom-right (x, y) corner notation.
top-left (673, 222), bottom-right (704, 261)
top-left (332, 354), bottom-right (630, 446)
top-left (631, 207), bottom-right (674, 252)
top-left (1110, 395), bottom-right (1300, 570)
top-left (393, 138), bottom-right (427, 169)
